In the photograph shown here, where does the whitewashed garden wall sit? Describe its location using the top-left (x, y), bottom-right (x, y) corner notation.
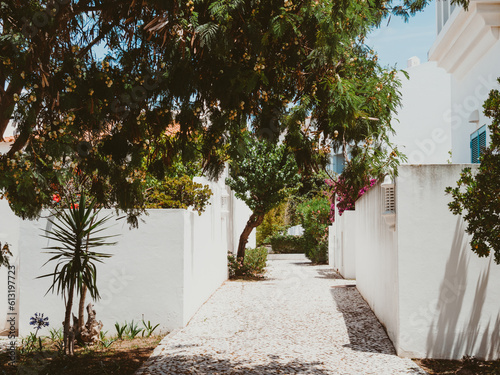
top-left (330, 164), bottom-right (500, 360)
top-left (0, 175), bottom-right (255, 337)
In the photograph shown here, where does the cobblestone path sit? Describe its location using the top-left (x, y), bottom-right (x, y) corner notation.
top-left (136, 257), bottom-right (428, 375)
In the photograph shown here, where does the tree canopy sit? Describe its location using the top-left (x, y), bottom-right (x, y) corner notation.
top-left (1, 0), bottom-right (430, 221)
top-left (226, 135), bottom-right (300, 258)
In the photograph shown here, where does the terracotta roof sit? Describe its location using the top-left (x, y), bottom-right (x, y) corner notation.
top-left (165, 122), bottom-right (181, 136)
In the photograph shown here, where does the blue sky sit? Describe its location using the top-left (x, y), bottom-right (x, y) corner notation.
top-left (366, 0), bottom-right (437, 69)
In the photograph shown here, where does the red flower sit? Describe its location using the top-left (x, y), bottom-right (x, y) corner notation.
top-left (70, 203), bottom-right (79, 209)
top-left (52, 194), bottom-right (61, 203)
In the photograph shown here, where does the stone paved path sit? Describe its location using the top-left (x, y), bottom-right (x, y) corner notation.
top-left (136, 257), bottom-right (428, 375)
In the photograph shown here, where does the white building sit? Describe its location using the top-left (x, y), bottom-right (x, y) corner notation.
top-left (429, 0), bottom-right (500, 163)
top-left (391, 0), bottom-right (500, 164)
top-left (389, 58), bottom-right (452, 164)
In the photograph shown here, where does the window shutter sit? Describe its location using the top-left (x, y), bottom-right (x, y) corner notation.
top-left (470, 126), bottom-right (487, 163)
top-left (479, 130), bottom-right (486, 152)
top-left (471, 136), bottom-right (479, 163)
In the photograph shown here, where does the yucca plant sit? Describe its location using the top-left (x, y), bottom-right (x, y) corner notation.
top-left (115, 321), bottom-right (128, 340)
top-left (142, 319), bottom-right (160, 338)
top-left (39, 194), bottom-right (116, 355)
top-left (126, 320), bottom-right (143, 339)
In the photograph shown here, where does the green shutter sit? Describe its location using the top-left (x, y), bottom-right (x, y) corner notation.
top-left (470, 126), bottom-right (487, 163)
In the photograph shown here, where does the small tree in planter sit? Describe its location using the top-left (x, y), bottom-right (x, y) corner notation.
top-left (40, 194), bottom-right (116, 355)
top-left (226, 136), bottom-right (300, 261)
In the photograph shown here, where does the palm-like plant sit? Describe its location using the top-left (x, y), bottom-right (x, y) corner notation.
top-left (39, 194), bottom-right (116, 355)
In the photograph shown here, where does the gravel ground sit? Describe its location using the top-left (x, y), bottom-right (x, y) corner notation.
top-left (138, 257), bottom-right (428, 375)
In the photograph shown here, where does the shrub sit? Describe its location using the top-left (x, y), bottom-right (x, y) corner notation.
top-left (268, 233), bottom-right (304, 254)
top-left (304, 241), bottom-right (328, 264)
top-left (256, 202), bottom-right (287, 246)
top-left (144, 175), bottom-right (212, 214)
top-left (297, 197), bottom-right (330, 264)
top-left (228, 247), bottom-right (268, 278)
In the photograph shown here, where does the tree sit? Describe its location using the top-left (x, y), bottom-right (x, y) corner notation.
top-left (226, 136), bottom-right (300, 259)
top-left (1, 0), bottom-right (429, 222)
top-left (40, 194), bottom-right (116, 355)
top-left (446, 80), bottom-right (500, 264)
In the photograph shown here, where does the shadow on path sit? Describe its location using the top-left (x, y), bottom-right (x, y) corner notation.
top-left (140, 353), bottom-right (331, 375)
top-left (315, 268), bottom-right (344, 280)
top-left (330, 286), bottom-right (397, 355)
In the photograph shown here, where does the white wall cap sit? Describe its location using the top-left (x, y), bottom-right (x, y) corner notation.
top-left (429, 0), bottom-right (500, 78)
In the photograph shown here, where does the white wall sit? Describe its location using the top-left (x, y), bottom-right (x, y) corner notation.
top-left (329, 164), bottom-right (500, 360)
top-left (329, 210), bottom-right (357, 280)
top-left (332, 184), bottom-right (400, 348)
top-left (17, 210), bottom-right (187, 336)
top-left (355, 183), bottom-right (400, 349)
top-left (183, 177), bottom-right (229, 323)
top-left (1, 177), bottom-right (253, 337)
top-left (0, 142), bottom-right (18, 335)
top-left (396, 164), bottom-right (500, 360)
top-left (14, 208), bottom-right (226, 337)
top-left (390, 61), bottom-right (452, 164)
top-left (0, 199), bottom-right (20, 336)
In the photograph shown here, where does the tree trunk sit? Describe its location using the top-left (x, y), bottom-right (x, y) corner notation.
top-left (63, 284), bottom-right (75, 356)
top-left (76, 212), bottom-right (94, 341)
top-left (237, 213), bottom-right (265, 259)
top-left (80, 303), bottom-right (103, 345)
top-left (75, 284), bottom-right (87, 342)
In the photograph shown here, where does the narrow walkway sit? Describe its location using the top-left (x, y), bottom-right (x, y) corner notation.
top-left (136, 257), bottom-right (427, 374)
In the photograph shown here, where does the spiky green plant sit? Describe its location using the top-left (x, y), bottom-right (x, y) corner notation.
top-left (115, 322), bottom-right (128, 340)
top-left (39, 194), bottom-right (117, 355)
top-left (126, 320), bottom-right (143, 339)
top-left (142, 319), bottom-right (160, 338)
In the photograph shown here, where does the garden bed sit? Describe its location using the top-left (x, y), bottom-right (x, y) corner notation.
top-left (413, 357), bottom-right (500, 374)
top-left (0, 334), bottom-right (164, 375)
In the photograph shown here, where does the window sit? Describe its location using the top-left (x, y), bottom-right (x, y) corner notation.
top-left (330, 153), bottom-right (345, 174)
top-left (470, 126), bottom-right (486, 163)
